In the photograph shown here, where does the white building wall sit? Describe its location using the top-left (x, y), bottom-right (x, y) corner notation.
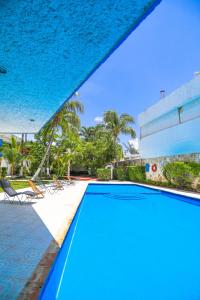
top-left (139, 76), bottom-right (200, 126)
top-left (139, 76), bottom-right (200, 159)
top-left (140, 117), bottom-right (200, 158)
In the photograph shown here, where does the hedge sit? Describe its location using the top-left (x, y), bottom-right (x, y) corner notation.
top-left (115, 167), bottom-right (127, 181)
top-left (96, 168), bottom-right (110, 181)
top-left (128, 165), bottom-right (146, 182)
top-left (186, 162), bottom-right (200, 176)
top-left (163, 161), bottom-right (200, 189)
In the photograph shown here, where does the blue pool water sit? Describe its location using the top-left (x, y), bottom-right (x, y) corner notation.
top-left (40, 184), bottom-right (200, 300)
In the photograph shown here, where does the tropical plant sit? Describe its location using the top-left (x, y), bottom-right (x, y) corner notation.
top-left (128, 165), bottom-right (146, 182)
top-left (103, 111), bottom-right (135, 163)
top-left (96, 168), bottom-right (111, 181)
top-left (27, 140), bottom-right (46, 176)
top-left (115, 167), bottom-right (127, 181)
top-left (163, 162), bottom-right (197, 189)
top-left (123, 141), bottom-right (138, 155)
top-left (77, 124), bottom-right (124, 175)
top-left (103, 111), bottom-right (136, 142)
top-left (53, 133), bottom-right (81, 178)
top-left (2, 136), bottom-right (23, 176)
top-left (32, 99), bottom-right (84, 180)
top-left (1, 167), bottom-right (7, 178)
top-left (80, 126), bottom-right (97, 142)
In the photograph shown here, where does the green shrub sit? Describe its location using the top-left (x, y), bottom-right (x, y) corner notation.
top-left (145, 179), bottom-right (175, 188)
top-left (163, 162), bottom-right (197, 189)
top-left (196, 182), bottom-right (200, 193)
top-left (128, 165), bottom-right (146, 182)
top-left (186, 162), bottom-right (200, 176)
top-left (1, 167), bottom-right (7, 178)
top-left (96, 168), bottom-right (110, 181)
top-left (115, 167), bottom-right (127, 181)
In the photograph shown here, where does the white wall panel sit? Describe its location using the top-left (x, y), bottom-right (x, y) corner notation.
top-left (181, 97), bottom-right (200, 123)
top-left (141, 109), bottom-right (178, 138)
top-left (140, 117), bottom-right (200, 158)
top-left (139, 76), bottom-right (200, 127)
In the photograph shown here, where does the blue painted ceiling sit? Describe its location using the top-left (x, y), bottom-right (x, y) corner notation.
top-left (0, 0), bottom-right (160, 133)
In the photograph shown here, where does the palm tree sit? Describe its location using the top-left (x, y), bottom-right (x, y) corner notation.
top-left (123, 141), bottom-right (138, 155)
top-left (80, 127), bottom-right (96, 142)
top-left (3, 136), bottom-right (23, 176)
top-left (32, 99), bottom-right (84, 180)
top-left (103, 111), bottom-right (136, 164)
top-left (103, 111), bottom-right (136, 142)
top-left (53, 133), bottom-right (80, 179)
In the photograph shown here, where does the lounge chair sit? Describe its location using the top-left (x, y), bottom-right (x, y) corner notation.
top-left (0, 179), bottom-right (36, 204)
top-left (34, 178), bottom-right (63, 193)
top-left (63, 176), bottom-right (75, 185)
top-left (28, 180), bottom-right (45, 198)
top-left (53, 179), bottom-right (64, 190)
top-left (35, 178), bottom-right (55, 194)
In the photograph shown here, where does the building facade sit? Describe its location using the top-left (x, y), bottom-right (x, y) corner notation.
top-left (138, 75), bottom-right (200, 180)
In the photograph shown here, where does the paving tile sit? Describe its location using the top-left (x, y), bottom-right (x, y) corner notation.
top-left (0, 182), bottom-right (87, 299)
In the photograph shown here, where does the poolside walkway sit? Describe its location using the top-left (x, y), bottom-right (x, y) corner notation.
top-left (0, 181), bottom-right (88, 300)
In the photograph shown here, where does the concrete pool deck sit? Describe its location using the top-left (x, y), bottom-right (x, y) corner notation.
top-left (0, 181), bottom-right (88, 300)
top-left (0, 180), bottom-right (199, 299)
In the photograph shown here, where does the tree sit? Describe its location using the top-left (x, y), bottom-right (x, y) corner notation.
top-left (53, 133), bottom-right (81, 178)
top-left (27, 140), bottom-right (46, 176)
top-left (2, 136), bottom-right (23, 176)
top-left (32, 99), bottom-right (84, 180)
top-left (27, 107), bottom-right (136, 179)
top-left (77, 123), bottom-right (124, 175)
top-left (80, 126), bottom-right (96, 142)
top-left (103, 111), bottom-right (136, 142)
top-left (123, 141), bottom-right (138, 155)
top-left (103, 111), bottom-right (136, 163)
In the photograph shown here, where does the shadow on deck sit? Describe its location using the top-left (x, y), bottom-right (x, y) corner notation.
top-left (0, 202), bottom-right (59, 300)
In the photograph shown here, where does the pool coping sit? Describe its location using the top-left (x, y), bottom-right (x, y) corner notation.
top-left (93, 181), bottom-right (200, 200)
top-left (17, 181), bottom-right (200, 299)
top-left (17, 218), bottom-right (73, 300)
top-left (131, 182), bottom-right (200, 200)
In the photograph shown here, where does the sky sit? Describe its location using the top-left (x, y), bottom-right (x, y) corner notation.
top-left (78, 0), bottom-right (200, 146)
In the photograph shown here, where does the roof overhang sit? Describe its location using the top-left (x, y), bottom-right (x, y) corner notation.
top-left (0, 0), bottom-right (161, 133)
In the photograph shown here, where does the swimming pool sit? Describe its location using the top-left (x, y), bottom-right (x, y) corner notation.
top-left (40, 183), bottom-right (200, 300)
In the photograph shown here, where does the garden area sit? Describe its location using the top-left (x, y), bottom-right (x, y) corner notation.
top-left (97, 161), bottom-right (200, 193)
top-left (0, 99), bottom-right (136, 183)
top-left (0, 98), bottom-right (199, 194)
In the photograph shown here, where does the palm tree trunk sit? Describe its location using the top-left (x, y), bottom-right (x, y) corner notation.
top-left (114, 138), bottom-right (119, 167)
top-left (20, 133), bottom-right (24, 177)
top-left (11, 163), bottom-right (14, 176)
top-left (20, 164), bottom-right (23, 177)
top-left (32, 118), bottom-right (58, 181)
top-left (67, 160), bottom-right (71, 180)
top-left (110, 164), bottom-right (114, 180)
top-left (32, 135), bottom-right (54, 181)
top-left (46, 152), bottom-right (50, 177)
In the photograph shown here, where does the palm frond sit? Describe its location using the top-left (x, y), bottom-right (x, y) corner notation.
top-left (121, 127), bottom-right (136, 138)
top-left (120, 114), bottom-right (135, 125)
